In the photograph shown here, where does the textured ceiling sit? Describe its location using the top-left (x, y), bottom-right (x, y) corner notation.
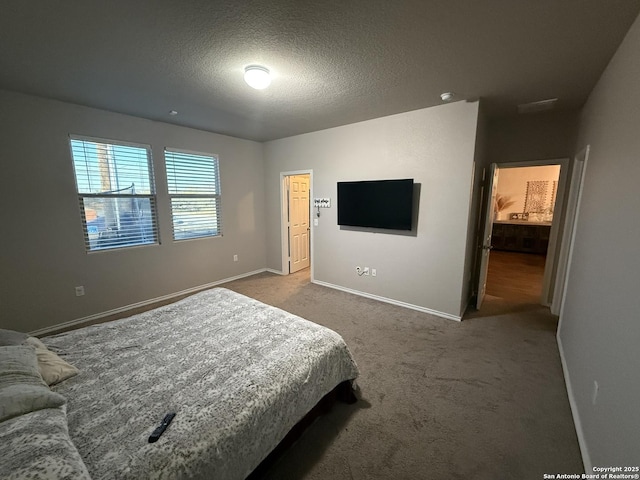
top-left (1, 1), bottom-right (639, 141)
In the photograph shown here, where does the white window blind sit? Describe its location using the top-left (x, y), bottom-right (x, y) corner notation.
top-left (164, 149), bottom-right (222, 240)
top-left (70, 136), bottom-right (158, 251)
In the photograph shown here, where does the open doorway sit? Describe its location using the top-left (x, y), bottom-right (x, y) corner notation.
top-left (472, 158), bottom-right (569, 317)
top-left (488, 164), bottom-right (560, 304)
top-left (280, 171), bottom-right (312, 277)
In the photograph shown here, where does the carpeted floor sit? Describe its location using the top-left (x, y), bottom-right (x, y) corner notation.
top-left (222, 269), bottom-right (583, 480)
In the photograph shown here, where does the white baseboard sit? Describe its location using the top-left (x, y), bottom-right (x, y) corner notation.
top-left (312, 279), bottom-right (462, 322)
top-left (265, 268), bottom-right (286, 275)
top-left (557, 332), bottom-right (591, 472)
top-left (29, 269), bottom-right (268, 336)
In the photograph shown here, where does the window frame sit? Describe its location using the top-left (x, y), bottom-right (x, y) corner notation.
top-left (69, 134), bottom-right (159, 253)
top-left (164, 147), bottom-right (223, 241)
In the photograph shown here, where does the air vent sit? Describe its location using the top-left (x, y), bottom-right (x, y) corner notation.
top-left (517, 98), bottom-right (558, 114)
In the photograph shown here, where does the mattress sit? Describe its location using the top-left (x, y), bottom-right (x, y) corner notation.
top-left (44, 287), bottom-right (359, 480)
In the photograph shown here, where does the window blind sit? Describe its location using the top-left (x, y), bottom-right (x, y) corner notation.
top-left (164, 149), bottom-right (222, 240)
top-left (70, 136), bottom-right (158, 251)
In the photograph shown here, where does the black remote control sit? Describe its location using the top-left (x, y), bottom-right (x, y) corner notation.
top-left (148, 413), bottom-right (176, 443)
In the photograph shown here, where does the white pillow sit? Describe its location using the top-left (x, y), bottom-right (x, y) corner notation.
top-left (0, 345), bottom-right (66, 422)
top-left (23, 337), bottom-right (79, 386)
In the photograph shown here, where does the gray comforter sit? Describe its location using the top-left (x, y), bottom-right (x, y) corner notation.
top-left (44, 288), bottom-right (359, 480)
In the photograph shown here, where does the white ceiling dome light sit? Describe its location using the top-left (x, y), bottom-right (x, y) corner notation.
top-left (244, 65), bottom-right (271, 90)
top-left (440, 92), bottom-right (455, 102)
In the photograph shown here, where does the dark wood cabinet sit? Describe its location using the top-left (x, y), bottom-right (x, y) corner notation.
top-left (491, 223), bottom-right (551, 254)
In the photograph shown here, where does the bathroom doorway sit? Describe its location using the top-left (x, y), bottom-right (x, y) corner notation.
top-left (475, 158), bottom-right (569, 314)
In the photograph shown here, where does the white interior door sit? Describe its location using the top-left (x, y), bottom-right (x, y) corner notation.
top-left (288, 174), bottom-right (310, 273)
top-left (476, 164), bottom-right (499, 309)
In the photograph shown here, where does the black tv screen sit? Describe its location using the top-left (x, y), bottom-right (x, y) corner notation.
top-left (337, 179), bottom-right (414, 230)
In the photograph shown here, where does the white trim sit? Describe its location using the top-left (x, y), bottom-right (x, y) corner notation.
top-left (495, 158), bottom-right (566, 169)
top-left (312, 279), bottom-right (462, 322)
top-left (280, 175), bottom-right (289, 274)
top-left (69, 133), bottom-right (151, 150)
top-left (553, 146), bottom-right (589, 316)
top-left (266, 268), bottom-right (286, 275)
top-left (541, 159), bottom-right (569, 305)
top-left (163, 146), bottom-right (218, 159)
top-left (29, 269), bottom-right (267, 336)
top-left (557, 143), bottom-right (591, 475)
top-left (557, 334), bottom-right (591, 472)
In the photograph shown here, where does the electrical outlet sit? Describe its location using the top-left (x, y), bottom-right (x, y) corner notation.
top-left (363, 267), bottom-right (370, 276)
top-left (233, 254), bottom-right (238, 262)
top-left (372, 268), bottom-right (377, 277)
top-left (75, 286), bottom-right (85, 297)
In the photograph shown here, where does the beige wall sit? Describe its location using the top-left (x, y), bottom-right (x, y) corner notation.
top-left (0, 93), bottom-right (481, 330)
top-left (0, 90), bottom-right (266, 333)
top-left (264, 101), bottom-right (480, 319)
top-left (487, 110), bottom-right (579, 165)
top-left (495, 165), bottom-right (561, 219)
top-left (558, 13), bottom-right (640, 469)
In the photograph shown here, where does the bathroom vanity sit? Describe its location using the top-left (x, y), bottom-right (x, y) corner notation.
top-left (491, 220), bottom-right (551, 254)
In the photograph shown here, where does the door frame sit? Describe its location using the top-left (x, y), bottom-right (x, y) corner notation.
top-left (280, 169), bottom-right (313, 278)
top-left (476, 164), bottom-right (499, 309)
top-left (553, 146), bottom-right (589, 316)
top-left (478, 158), bottom-right (569, 306)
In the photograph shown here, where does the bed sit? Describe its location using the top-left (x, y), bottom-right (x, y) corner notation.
top-left (0, 287), bottom-right (359, 480)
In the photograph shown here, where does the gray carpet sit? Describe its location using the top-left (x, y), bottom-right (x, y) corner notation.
top-left (222, 269), bottom-right (583, 480)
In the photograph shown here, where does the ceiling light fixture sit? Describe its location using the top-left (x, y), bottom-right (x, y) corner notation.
top-left (169, 110), bottom-right (178, 116)
top-left (244, 65), bottom-right (271, 90)
top-left (440, 92), bottom-right (454, 102)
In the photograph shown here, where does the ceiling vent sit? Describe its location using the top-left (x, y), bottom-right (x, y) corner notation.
top-left (517, 98), bottom-right (558, 114)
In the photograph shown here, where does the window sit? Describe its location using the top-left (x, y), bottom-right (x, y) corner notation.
top-left (164, 149), bottom-right (222, 240)
top-left (70, 136), bottom-right (158, 251)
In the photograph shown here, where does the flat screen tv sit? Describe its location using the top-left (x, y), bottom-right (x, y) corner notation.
top-left (337, 179), bottom-right (414, 230)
